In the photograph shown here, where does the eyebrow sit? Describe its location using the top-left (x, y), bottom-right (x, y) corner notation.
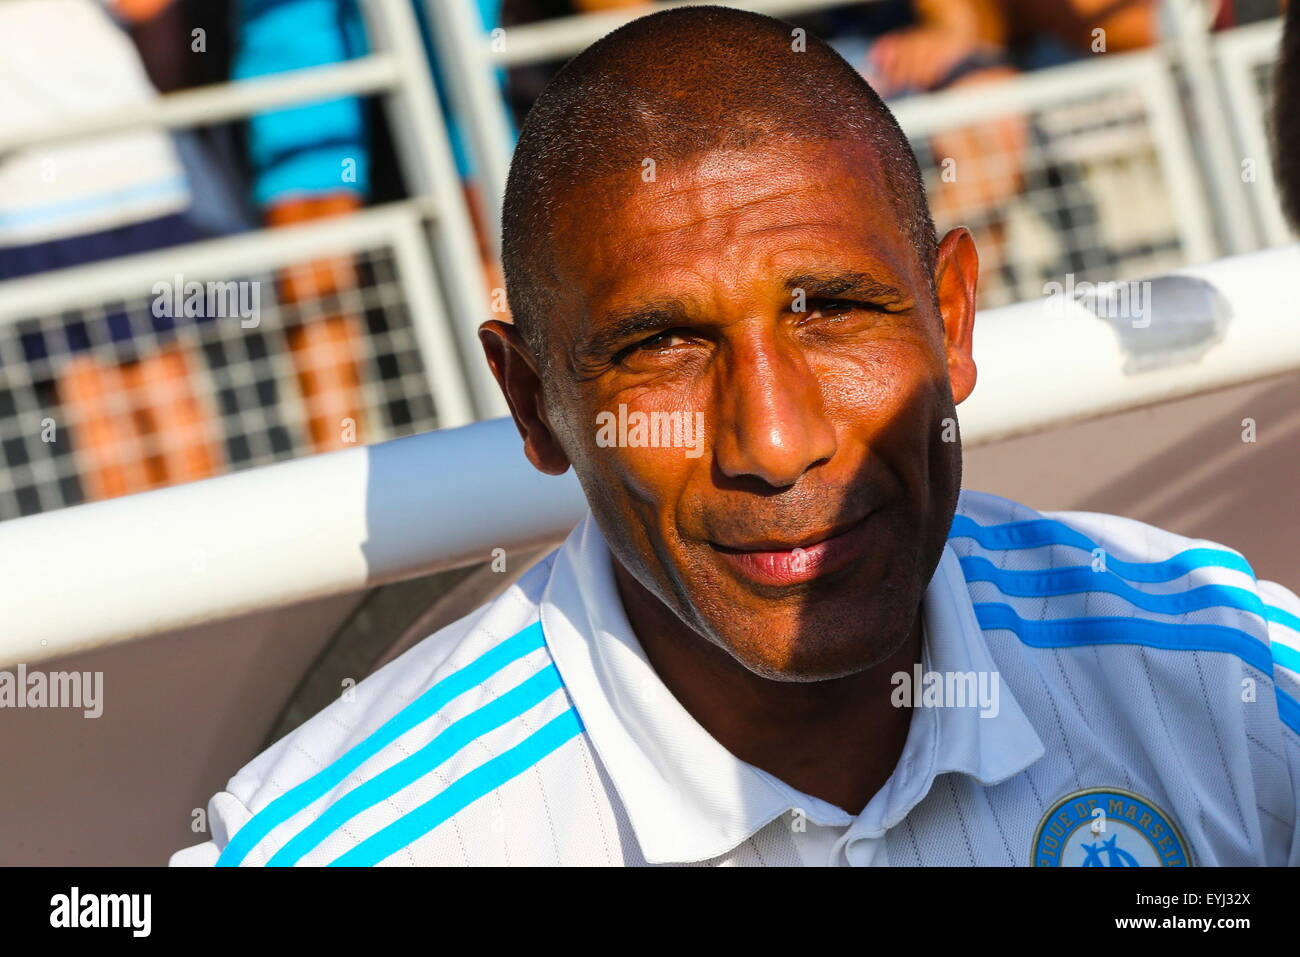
top-left (577, 300), bottom-right (692, 363)
top-left (782, 270), bottom-right (910, 303)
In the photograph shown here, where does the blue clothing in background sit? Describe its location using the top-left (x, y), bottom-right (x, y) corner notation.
top-left (233, 0), bottom-right (512, 209)
top-left (233, 0), bottom-right (370, 206)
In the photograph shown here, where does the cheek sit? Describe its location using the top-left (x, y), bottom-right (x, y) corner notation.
top-left (581, 398), bottom-right (704, 518)
top-left (604, 439), bottom-right (703, 517)
top-left (815, 339), bottom-right (942, 428)
top-left (582, 438), bottom-right (708, 610)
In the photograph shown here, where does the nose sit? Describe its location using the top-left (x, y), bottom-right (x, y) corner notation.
top-left (713, 332), bottom-right (837, 488)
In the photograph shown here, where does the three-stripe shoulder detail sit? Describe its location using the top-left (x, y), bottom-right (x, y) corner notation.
top-left (218, 621), bottom-right (583, 867)
top-left (948, 512), bottom-right (1300, 735)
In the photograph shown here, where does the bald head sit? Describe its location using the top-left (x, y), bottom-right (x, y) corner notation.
top-left (501, 4), bottom-right (937, 359)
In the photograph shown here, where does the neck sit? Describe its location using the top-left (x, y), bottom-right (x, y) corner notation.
top-left (612, 560), bottom-right (921, 815)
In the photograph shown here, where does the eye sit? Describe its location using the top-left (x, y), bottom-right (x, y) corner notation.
top-left (806, 298), bottom-right (876, 319)
top-left (616, 329), bottom-right (689, 362)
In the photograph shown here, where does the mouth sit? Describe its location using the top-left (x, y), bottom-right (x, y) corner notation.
top-left (709, 511), bottom-right (877, 587)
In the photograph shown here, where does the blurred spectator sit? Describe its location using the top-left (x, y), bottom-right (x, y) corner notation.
top-left (0, 0), bottom-right (223, 500)
top-left (232, 0), bottom-right (510, 451)
top-left (0, 0), bottom-right (195, 279)
top-left (502, 1), bottom-right (648, 122)
top-left (807, 1), bottom-right (1027, 271)
top-left (501, 1), bottom-right (1025, 270)
top-left (992, 1), bottom-right (1240, 71)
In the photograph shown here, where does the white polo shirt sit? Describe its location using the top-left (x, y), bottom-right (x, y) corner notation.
top-left (172, 489), bottom-right (1300, 867)
top-left (539, 510), bottom-right (1044, 867)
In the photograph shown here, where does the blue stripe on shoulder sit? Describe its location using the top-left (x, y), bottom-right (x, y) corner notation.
top-left (948, 513), bottom-right (1256, 581)
top-left (972, 601), bottom-right (1273, 670)
top-left (267, 665), bottom-right (565, 866)
top-left (972, 601), bottom-right (1300, 736)
top-left (328, 708), bottom-right (585, 866)
top-left (1271, 642), bottom-right (1300, 676)
top-left (1266, 604), bottom-right (1300, 633)
top-left (217, 621), bottom-right (547, 867)
top-left (958, 555), bottom-right (1271, 620)
top-left (952, 515), bottom-right (1298, 690)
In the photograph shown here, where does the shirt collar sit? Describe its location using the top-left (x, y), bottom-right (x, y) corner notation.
top-left (539, 511), bottom-right (1045, 864)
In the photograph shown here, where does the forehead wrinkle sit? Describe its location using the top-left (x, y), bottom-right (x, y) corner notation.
top-left (632, 179), bottom-right (828, 243)
top-left (588, 222), bottom-right (910, 322)
top-left (557, 140), bottom-right (889, 259)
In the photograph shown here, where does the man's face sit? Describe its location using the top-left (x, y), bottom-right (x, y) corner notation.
top-left (489, 138), bottom-right (977, 681)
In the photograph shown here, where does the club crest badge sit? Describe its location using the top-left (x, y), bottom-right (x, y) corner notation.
top-left (1032, 788), bottom-right (1191, 867)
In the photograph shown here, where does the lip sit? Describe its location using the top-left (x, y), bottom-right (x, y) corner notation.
top-left (710, 511), bottom-right (876, 587)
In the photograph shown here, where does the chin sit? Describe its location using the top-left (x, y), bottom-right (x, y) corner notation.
top-left (695, 550), bottom-right (920, 681)
top-left (708, 600), bottom-right (913, 683)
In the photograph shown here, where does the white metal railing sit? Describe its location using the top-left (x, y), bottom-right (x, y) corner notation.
top-left (423, 0), bottom-right (515, 249)
top-left (3, 245), bottom-right (1298, 667)
top-left (0, 57), bottom-right (402, 153)
top-left (889, 47), bottom-right (1218, 270)
top-left (364, 0), bottom-right (507, 419)
top-left (1216, 17), bottom-right (1294, 249)
top-left (0, 202), bottom-right (474, 428)
top-left (0, 415), bottom-right (588, 667)
top-left (1162, 0), bottom-right (1260, 254)
top-left (0, 0), bottom-right (505, 420)
top-left (957, 244), bottom-right (1300, 443)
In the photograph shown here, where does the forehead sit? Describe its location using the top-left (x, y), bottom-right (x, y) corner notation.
top-left (546, 139), bottom-right (919, 314)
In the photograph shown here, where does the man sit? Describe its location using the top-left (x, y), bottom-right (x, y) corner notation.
top-left (173, 5), bottom-right (1300, 867)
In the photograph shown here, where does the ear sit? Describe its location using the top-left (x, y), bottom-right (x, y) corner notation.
top-left (478, 320), bottom-right (571, 475)
top-left (933, 226), bottom-right (978, 405)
